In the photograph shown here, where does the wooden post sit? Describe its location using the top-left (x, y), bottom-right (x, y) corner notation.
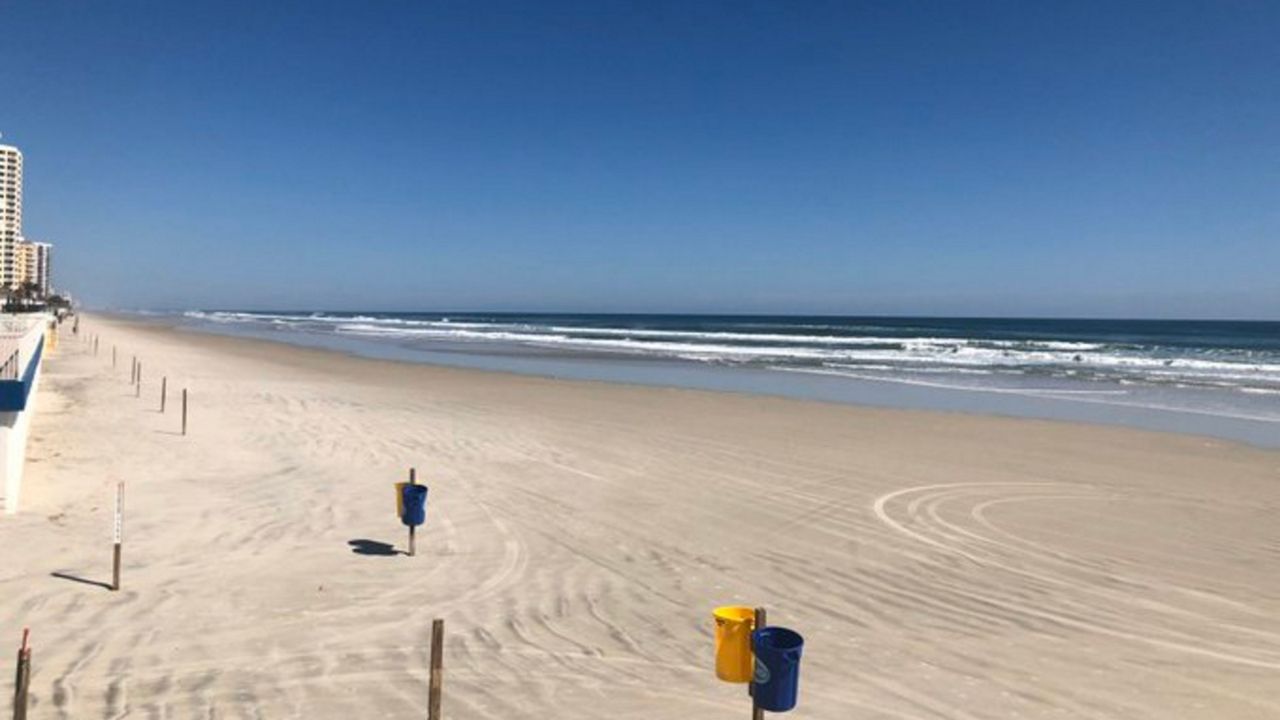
top-left (160, 377), bottom-right (167, 413)
top-left (112, 482), bottom-right (124, 591)
top-left (112, 345), bottom-right (117, 368)
top-left (131, 356), bottom-right (137, 385)
top-left (13, 628), bottom-right (31, 720)
top-left (408, 468), bottom-right (417, 557)
top-left (429, 619), bottom-right (444, 720)
top-left (136, 364), bottom-right (142, 398)
top-left (181, 389), bottom-right (188, 436)
top-left (94, 336), bottom-right (99, 355)
top-left (752, 607), bottom-right (767, 720)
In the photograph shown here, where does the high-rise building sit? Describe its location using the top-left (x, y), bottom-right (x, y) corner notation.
top-left (0, 144), bottom-right (22, 290)
top-left (17, 240), bottom-right (51, 296)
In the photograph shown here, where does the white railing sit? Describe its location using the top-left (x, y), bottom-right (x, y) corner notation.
top-left (0, 316), bottom-right (46, 383)
top-left (0, 347), bottom-right (18, 381)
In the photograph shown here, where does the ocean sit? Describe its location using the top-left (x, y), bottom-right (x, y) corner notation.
top-left (179, 311), bottom-right (1280, 447)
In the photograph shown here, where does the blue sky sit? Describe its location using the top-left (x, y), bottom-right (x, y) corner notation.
top-left (2, 1), bottom-right (1277, 318)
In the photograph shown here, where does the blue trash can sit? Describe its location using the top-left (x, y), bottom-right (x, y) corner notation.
top-left (401, 484), bottom-right (428, 527)
top-left (751, 626), bottom-right (804, 712)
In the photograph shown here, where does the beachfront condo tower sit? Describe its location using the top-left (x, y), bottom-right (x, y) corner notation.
top-left (17, 241), bottom-right (51, 296)
top-left (0, 144), bottom-right (23, 290)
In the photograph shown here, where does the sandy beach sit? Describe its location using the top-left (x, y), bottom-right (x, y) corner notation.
top-left (2, 313), bottom-right (1278, 719)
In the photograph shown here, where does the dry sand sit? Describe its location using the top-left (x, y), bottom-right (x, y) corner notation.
top-left (2, 314), bottom-right (1278, 719)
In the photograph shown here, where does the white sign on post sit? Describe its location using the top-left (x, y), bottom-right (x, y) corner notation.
top-left (114, 482), bottom-right (124, 544)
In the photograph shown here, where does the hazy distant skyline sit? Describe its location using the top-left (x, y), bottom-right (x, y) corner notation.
top-left (2, 1), bottom-right (1277, 319)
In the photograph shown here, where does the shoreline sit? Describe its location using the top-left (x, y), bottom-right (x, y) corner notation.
top-left (125, 310), bottom-right (1280, 451)
top-left (3, 313), bottom-right (1278, 718)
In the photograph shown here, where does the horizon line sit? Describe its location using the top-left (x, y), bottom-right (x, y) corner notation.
top-left (89, 307), bottom-right (1280, 324)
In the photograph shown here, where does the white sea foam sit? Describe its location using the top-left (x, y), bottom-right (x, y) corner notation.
top-left (182, 311), bottom-right (1280, 394)
top-left (773, 366), bottom-right (1280, 423)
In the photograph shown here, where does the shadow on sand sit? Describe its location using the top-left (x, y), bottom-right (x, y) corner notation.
top-left (347, 539), bottom-right (401, 556)
top-left (50, 572), bottom-right (114, 591)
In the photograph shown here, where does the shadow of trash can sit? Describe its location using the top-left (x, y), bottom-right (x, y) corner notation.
top-left (713, 606), bottom-right (756, 682)
top-left (751, 626), bottom-right (804, 712)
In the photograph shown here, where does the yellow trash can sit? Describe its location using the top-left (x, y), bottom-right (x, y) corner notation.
top-left (394, 482), bottom-right (408, 518)
top-left (713, 605), bottom-right (756, 683)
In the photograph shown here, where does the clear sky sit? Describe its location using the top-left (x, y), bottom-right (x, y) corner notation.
top-left (2, 1), bottom-right (1277, 318)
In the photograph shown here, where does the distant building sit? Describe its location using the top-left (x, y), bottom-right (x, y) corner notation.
top-left (0, 144), bottom-right (21, 290)
top-left (16, 241), bottom-right (51, 296)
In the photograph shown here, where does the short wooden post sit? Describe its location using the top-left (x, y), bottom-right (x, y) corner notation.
top-left (181, 389), bottom-right (188, 436)
top-left (408, 467), bottom-right (417, 557)
top-left (13, 628), bottom-right (31, 720)
top-left (112, 482), bottom-right (124, 591)
top-left (160, 377), bottom-right (167, 413)
top-left (429, 619), bottom-right (444, 720)
top-left (751, 607), bottom-right (767, 720)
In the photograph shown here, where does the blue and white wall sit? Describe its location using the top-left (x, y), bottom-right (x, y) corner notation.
top-left (0, 315), bottom-right (48, 514)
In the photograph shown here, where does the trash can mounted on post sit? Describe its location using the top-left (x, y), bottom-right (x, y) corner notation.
top-left (395, 470), bottom-right (429, 557)
top-left (400, 483), bottom-right (428, 527)
top-left (713, 606), bottom-right (756, 683)
top-left (751, 626), bottom-right (804, 713)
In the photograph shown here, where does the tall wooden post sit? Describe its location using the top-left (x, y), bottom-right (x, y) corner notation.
top-left (160, 377), bottom-right (167, 413)
top-left (135, 364), bottom-right (142, 398)
top-left (408, 468), bottom-right (417, 557)
top-left (429, 619), bottom-right (444, 720)
top-left (13, 628), bottom-right (31, 720)
top-left (752, 607), bottom-right (767, 720)
top-left (131, 356), bottom-right (137, 385)
top-left (112, 482), bottom-right (124, 591)
top-left (181, 389), bottom-right (188, 436)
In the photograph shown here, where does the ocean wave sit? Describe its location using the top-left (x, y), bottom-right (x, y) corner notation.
top-left (187, 311), bottom-right (1108, 348)
top-left (339, 322), bottom-right (1280, 382)
top-left (182, 310), bottom-right (1280, 393)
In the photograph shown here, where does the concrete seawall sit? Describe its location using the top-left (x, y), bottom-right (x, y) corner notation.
top-left (0, 314), bottom-right (50, 514)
